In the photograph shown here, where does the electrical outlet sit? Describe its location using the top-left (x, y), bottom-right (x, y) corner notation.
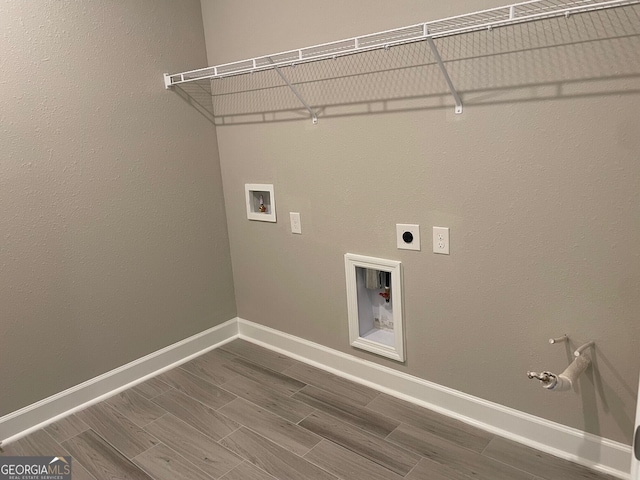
top-left (290, 212), bottom-right (302, 234)
top-left (396, 224), bottom-right (420, 251)
top-left (433, 226), bottom-right (450, 254)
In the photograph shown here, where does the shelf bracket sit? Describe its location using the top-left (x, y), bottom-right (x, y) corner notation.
top-left (426, 37), bottom-right (463, 114)
top-left (269, 59), bottom-right (318, 124)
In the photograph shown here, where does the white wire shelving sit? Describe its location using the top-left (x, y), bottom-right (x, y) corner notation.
top-left (164, 0), bottom-right (640, 119)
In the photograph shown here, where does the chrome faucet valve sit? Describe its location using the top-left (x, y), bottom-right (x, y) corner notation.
top-left (527, 371), bottom-right (551, 383)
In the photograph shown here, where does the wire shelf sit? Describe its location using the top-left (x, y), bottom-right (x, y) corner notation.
top-left (164, 0), bottom-right (639, 86)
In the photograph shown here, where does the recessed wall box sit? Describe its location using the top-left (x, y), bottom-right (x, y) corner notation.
top-left (245, 184), bottom-right (276, 222)
top-left (344, 253), bottom-right (405, 362)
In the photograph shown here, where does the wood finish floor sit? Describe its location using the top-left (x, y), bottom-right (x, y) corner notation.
top-left (1, 339), bottom-right (618, 480)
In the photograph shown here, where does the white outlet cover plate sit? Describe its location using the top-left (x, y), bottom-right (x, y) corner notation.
top-left (396, 224), bottom-right (420, 251)
top-left (290, 212), bottom-right (302, 234)
top-left (433, 226), bottom-right (450, 254)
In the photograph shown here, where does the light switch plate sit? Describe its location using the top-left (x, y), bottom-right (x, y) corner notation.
top-left (433, 226), bottom-right (450, 254)
top-left (397, 224), bottom-right (420, 251)
top-left (290, 212), bottom-right (302, 234)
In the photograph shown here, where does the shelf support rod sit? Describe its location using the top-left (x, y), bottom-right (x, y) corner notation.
top-left (426, 37), bottom-right (463, 114)
top-left (270, 59), bottom-right (318, 124)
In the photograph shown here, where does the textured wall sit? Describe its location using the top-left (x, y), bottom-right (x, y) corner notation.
top-left (0, 0), bottom-right (236, 416)
top-left (201, 0), bottom-right (640, 444)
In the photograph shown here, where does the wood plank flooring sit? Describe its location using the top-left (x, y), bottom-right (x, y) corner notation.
top-left (0, 339), bottom-right (619, 480)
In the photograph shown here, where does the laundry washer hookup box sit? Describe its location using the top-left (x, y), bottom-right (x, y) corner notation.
top-left (344, 253), bottom-right (405, 362)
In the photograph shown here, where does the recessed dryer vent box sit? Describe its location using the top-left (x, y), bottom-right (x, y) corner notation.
top-left (245, 184), bottom-right (276, 222)
top-left (344, 253), bottom-right (405, 362)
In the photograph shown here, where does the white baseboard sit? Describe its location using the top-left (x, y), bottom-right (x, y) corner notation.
top-left (0, 317), bottom-right (239, 446)
top-left (1, 316), bottom-right (631, 479)
top-left (237, 317), bottom-right (632, 480)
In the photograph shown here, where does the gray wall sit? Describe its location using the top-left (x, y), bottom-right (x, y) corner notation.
top-left (201, 0), bottom-right (640, 444)
top-left (0, 1), bottom-right (236, 416)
